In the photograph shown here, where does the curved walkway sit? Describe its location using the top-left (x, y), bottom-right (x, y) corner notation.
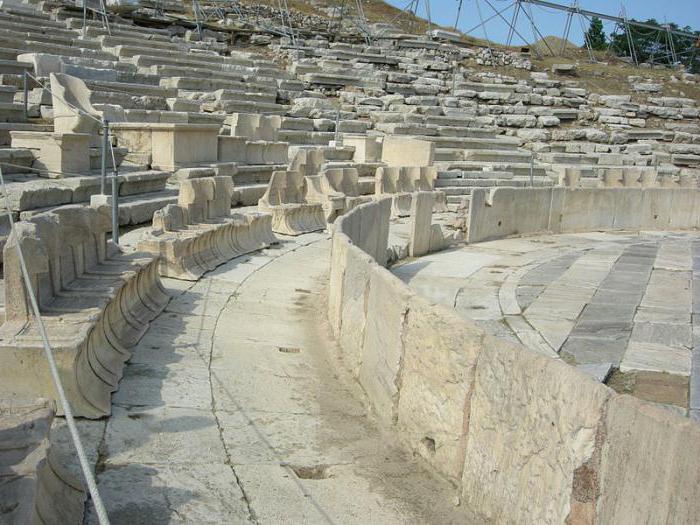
top-left (392, 231), bottom-right (699, 418)
top-left (73, 233), bottom-right (475, 523)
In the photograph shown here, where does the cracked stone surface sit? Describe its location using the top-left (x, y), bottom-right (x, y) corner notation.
top-left (392, 231), bottom-right (698, 416)
top-left (60, 232), bottom-right (478, 523)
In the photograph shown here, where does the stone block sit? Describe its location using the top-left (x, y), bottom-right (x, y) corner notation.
top-left (359, 266), bottom-right (413, 427)
top-left (381, 136), bottom-right (434, 167)
top-left (409, 191), bottom-right (433, 257)
top-left (597, 395), bottom-right (700, 523)
top-left (112, 123), bottom-right (220, 172)
top-left (461, 336), bottom-right (610, 523)
top-left (397, 295), bottom-right (482, 483)
top-left (10, 131), bottom-right (90, 176)
top-left (343, 134), bottom-right (383, 163)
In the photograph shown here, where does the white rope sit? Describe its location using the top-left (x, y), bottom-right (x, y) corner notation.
top-left (0, 167), bottom-right (111, 525)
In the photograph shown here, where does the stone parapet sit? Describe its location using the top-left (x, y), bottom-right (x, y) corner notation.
top-left (138, 176), bottom-right (278, 280)
top-left (328, 197), bottom-right (700, 523)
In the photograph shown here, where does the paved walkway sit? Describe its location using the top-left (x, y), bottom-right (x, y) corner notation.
top-left (59, 233), bottom-right (475, 524)
top-left (392, 231), bottom-right (699, 419)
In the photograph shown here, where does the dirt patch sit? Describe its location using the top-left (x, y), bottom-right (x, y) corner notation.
top-left (607, 369), bottom-right (689, 409)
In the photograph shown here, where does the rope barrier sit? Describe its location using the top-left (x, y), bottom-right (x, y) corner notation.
top-left (0, 167), bottom-right (111, 525)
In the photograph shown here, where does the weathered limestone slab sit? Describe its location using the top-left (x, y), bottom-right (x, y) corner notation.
top-left (396, 295), bottom-right (482, 483)
top-left (597, 395), bottom-right (700, 523)
top-left (460, 336), bottom-right (610, 523)
top-left (359, 265), bottom-right (412, 427)
top-left (329, 199), bottom-right (700, 522)
top-left (409, 191), bottom-right (433, 257)
top-left (138, 176), bottom-right (277, 280)
top-left (468, 187), bottom-right (700, 243)
top-left (344, 134), bottom-right (383, 162)
top-left (0, 205), bottom-right (169, 417)
top-left (10, 131), bottom-right (90, 176)
top-left (381, 136), bottom-right (434, 167)
top-left (306, 167), bottom-right (373, 222)
top-left (289, 147), bottom-right (325, 177)
top-left (258, 170), bottom-right (326, 235)
top-left (111, 123), bottom-right (220, 171)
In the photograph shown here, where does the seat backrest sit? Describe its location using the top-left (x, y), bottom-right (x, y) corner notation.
top-left (375, 166), bottom-right (401, 194)
top-left (50, 73), bottom-right (102, 136)
top-left (179, 178), bottom-right (215, 223)
top-left (229, 113), bottom-right (261, 139)
top-left (416, 166), bottom-right (438, 191)
top-left (260, 170), bottom-right (306, 206)
top-left (396, 168), bottom-right (417, 193)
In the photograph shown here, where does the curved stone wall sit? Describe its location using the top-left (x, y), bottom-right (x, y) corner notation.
top-left (468, 187), bottom-right (700, 244)
top-left (328, 196), bottom-right (700, 524)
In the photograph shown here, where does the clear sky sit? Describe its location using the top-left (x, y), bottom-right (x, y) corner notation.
top-left (384, 0), bottom-right (700, 46)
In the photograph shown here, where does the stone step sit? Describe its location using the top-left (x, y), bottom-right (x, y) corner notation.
top-left (0, 59), bottom-right (32, 75)
top-left (0, 146), bottom-right (33, 173)
top-left (427, 135), bottom-right (521, 150)
top-left (0, 122), bottom-right (51, 145)
top-left (439, 161), bottom-right (548, 178)
top-left (277, 129), bottom-right (335, 145)
top-left (84, 79), bottom-right (179, 99)
top-left (162, 75), bottom-right (277, 94)
top-left (117, 188), bottom-right (179, 225)
top-left (454, 81), bottom-right (519, 93)
top-left (437, 169), bottom-right (515, 179)
top-left (537, 152), bottom-right (602, 165)
top-left (464, 149), bottom-right (532, 163)
top-left (234, 182), bottom-right (267, 206)
top-left (203, 99), bottom-right (288, 115)
top-left (0, 102), bottom-right (26, 123)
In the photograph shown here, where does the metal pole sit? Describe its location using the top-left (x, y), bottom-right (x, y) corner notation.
top-left (454, 0), bottom-right (464, 30)
top-left (100, 119), bottom-right (108, 195)
top-left (334, 109), bottom-right (341, 145)
top-left (82, 0), bottom-right (87, 37)
top-left (111, 167), bottom-right (119, 244)
top-left (529, 155), bottom-right (534, 187)
top-left (0, 168), bottom-right (112, 525)
top-left (507, 0), bottom-right (520, 46)
top-left (23, 71), bottom-right (28, 119)
top-left (485, 0), bottom-right (538, 58)
top-left (107, 122), bottom-right (119, 244)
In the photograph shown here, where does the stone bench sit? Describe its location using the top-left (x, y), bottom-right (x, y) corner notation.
top-left (138, 176), bottom-right (277, 280)
top-left (375, 166), bottom-right (448, 216)
top-left (258, 170), bottom-right (326, 236)
top-left (0, 205), bottom-right (169, 418)
top-left (306, 167), bottom-right (373, 222)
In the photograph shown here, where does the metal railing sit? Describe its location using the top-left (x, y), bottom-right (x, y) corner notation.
top-left (0, 166), bottom-right (112, 525)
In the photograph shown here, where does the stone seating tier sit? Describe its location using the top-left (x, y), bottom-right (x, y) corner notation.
top-left (258, 170), bottom-right (326, 236)
top-left (375, 166), bottom-right (448, 216)
top-left (138, 176), bottom-right (278, 280)
top-left (305, 167), bottom-right (373, 222)
top-left (0, 205), bottom-right (169, 418)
